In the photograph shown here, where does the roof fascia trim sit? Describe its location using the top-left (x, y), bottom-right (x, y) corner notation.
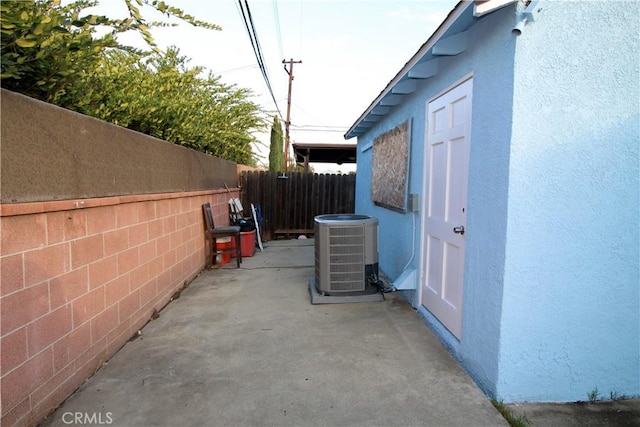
top-left (473, 0), bottom-right (519, 17)
top-left (344, 1), bottom-right (473, 139)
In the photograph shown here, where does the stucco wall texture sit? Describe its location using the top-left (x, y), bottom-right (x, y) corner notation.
top-left (0, 90), bottom-right (239, 204)
top-left (500, 0), bottom-right (640, 402)
top-left (353, 0), bottom-right (639, 403)
top-left (355, 5), bottom-right (516, 399)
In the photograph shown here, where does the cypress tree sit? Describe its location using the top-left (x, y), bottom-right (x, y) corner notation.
top-left (268, 116), bottom-right (284, 172)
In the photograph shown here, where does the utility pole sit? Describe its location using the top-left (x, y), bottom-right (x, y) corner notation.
top-left (283, 58), bottom-right (302, 171)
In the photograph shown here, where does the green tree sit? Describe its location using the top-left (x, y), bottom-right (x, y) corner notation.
top-left (1, 0), bottom-right (265, 165)
top-left (268, 116), bottom-right (284, 172)
top-left (57, 47), bottom-right (265, 164)
top-left (0, 0), bottom-right (220, 102)
top-left (1, 0), bottom-right (112, 101)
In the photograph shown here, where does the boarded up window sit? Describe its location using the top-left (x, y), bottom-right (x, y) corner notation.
top-left (371, 119), bottom-right (411, 211)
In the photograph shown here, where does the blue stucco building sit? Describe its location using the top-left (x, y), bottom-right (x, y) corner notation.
top-left (345, 0), bottom-right (639, 403)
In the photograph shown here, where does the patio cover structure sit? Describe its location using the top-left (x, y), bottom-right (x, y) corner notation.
top-left (292, 142), bottom-right (356, 172)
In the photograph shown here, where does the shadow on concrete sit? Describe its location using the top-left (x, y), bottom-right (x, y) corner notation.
top-left (41, 239), bottom-right (507, 427)
top-left (40, 239), bottom-right (640, 427)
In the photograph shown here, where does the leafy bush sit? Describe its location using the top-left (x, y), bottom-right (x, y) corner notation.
top-left (1, 0), bottom-right (263, 165)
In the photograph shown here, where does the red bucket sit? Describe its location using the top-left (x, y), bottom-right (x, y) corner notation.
top-left (215, 237), bottom-right (232, 264)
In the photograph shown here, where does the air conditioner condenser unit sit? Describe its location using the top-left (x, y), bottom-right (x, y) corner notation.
top-left (309, 214), bottom-right (383, 304)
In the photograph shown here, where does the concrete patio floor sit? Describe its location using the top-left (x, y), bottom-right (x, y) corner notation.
top-left (41, 239), bottom-right (508, 427)
top-left (39, 238), bottom-right (640, 427)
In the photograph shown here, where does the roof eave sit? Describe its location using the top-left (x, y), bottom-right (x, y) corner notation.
top-left (344, 0), bottom-right (517, 140)
top-left (344, 1), bottom-right (472, 140)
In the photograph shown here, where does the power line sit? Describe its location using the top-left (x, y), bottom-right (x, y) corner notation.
top-left (298, 0), bottom-right (304, 59)
top-left (217, 64), bottom-right (259, 74)
top-left (272, 0), bottom-right (284, 60)
top-left (292, 101), bottom-right (329, 126)
top-left (237, 0), bottom-right (283, 120)
top-left (291, 127), bottom-right (348, 133)
top-left (292, 125), bottom-right (349, 129)
top-left (242, 1), bottom-right (280, 116)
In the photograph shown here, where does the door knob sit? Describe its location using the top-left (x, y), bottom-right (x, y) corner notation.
top-left (453, 226), bottom-right (465, 235)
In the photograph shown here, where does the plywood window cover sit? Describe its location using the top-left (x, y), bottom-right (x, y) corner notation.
top-left (371, 119), bottom-right (411, 212)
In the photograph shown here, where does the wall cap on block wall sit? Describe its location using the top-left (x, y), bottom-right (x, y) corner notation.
top-left (0, 189), bottom-right (234, 217)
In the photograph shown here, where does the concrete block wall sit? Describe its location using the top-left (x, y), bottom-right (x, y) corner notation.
top-left (0, 189), bottom-right (236, 427)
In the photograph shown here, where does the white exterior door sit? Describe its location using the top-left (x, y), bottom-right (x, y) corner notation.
top-left (420, 78), bottom-right (472, 339)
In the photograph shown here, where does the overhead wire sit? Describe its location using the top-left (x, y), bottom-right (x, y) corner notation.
top-left (237, 0), bottom-right (283, 120)
top-left (217, 64), bottom-right (259, 74)
top-left (298, 0), bottom-right (304, 59)
top-left (292, 101), bottom-right (326, 126)
top-left (291, 126), bottom-right (349, 133)
top-left (272, 0), bottom-right (284, 60)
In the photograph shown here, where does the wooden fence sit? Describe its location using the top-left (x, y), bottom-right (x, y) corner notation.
top-left (239, 171), bottom-right (356, 239)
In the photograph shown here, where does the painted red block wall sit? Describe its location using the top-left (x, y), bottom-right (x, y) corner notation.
top-left (0, 189), bottom-right (236, 427)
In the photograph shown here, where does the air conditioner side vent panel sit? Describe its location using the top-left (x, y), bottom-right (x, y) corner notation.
top-left (314, 214), bottom-right (378, 294)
